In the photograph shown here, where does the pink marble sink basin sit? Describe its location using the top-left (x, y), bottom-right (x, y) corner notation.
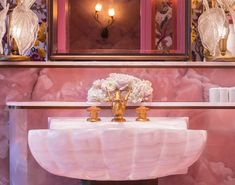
top-left (28, 117), bottom-right (207, 181)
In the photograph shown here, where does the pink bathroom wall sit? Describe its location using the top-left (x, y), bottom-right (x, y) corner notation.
top-left (68, 0), bottom-right (140, 51)
top-left (9, 108), bottom-right (232, 185)
top-left (0, 68), bottom-right (39, 185)
top-left (1, 67), bottom-right (235, 185)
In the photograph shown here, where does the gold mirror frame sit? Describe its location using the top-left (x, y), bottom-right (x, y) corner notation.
top-left (48, 0), bottom-right (191, 61)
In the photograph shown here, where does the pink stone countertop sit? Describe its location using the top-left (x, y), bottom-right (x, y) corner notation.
top-left (6, 101), bottom-right (235, 109)
top-left (49, 117), bottom-right (189, 130)
top-left (1, 61), bottom-right (235, 68)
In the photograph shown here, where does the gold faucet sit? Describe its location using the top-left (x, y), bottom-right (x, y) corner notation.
top-left (87, 106), bottom-right (101, 122)
top-left (107, 88), bottom-right (132, 122)
top-left (136, 106), bottom-right (150, 122)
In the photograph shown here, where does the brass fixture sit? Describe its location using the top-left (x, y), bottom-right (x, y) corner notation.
top-left (204, 23), bottom-right (230, 61)
top-left (136, 106), bottom-right (150, 122)
top-left (219, 38), bottom-right (227, 56)
top-left (0, 54), bottom-right (29, 61)
top-left (107, 89), bottom-right (132, 123)
top-left (218, 23), bottom-right (229, 57)
top-left (93, 3), bottom-right (115, 39)
top-left (87, 106), bottom-right (101, 122)
top-left (211, 0), bottom-right (217, 8)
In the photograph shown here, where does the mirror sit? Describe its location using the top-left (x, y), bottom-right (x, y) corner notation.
top-left (49, 0), bottom-right (191, 61)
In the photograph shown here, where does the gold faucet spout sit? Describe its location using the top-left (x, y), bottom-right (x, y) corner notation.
top-left (107, 89), bottom-right (131, 122)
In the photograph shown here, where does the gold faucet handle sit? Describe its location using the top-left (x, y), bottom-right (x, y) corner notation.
top-left (87, 106), bottom-right (101, 122)
top-left (136, 106), bottom-right (150, 122)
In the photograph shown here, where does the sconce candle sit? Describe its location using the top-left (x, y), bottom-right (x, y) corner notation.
top-left (218, 24), bottom-right (230, 56)
top-left (11, 25), bottom-right (22, 39)
top-left (95, 3), bottom-right (102, 12)
top-left (108, 8), bottom-right (115, 17)
top-left (219, 24), bottom-right (229, 39)
top-left (219, 38), bottom-right (227, 56)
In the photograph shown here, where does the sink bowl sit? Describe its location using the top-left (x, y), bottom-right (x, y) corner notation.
top-left (28, 117), bottom-right (207, 181)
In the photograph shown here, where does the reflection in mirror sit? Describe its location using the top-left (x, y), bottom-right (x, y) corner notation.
top-left (50, 0), bottom-right (190, 60)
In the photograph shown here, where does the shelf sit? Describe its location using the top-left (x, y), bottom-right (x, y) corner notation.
top-left (1, 61), bottom-right (235, 68)
top-left (7, 101), bottom-right (235, 109)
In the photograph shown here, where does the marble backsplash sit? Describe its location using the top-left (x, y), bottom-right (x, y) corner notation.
top-left (1, 67), bottom-right (235, 185)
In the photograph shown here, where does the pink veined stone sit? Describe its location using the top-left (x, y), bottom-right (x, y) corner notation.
top-left (28, 117), bottom-right (207, 181)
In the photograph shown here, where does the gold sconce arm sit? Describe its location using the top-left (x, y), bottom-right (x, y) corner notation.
top-left (106, 16), bottom-right (115, 28)
top-left (93, 11), bottom-right (103, 26)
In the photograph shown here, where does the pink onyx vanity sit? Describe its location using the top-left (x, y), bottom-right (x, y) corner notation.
top-left (1, 62), bottom-right (235, 185)
top-left (28, 117), bottom-right (206, 181)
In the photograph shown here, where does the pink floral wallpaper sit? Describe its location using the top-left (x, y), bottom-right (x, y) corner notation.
top-left (191, 0), bottom-right (204, 61)
top-left (30, 0), bottom-right (47, 61)
top-left (155, 0), bottom-right (174, 50)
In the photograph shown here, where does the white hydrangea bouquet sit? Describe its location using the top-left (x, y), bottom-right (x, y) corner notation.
top-left (87, 73), bottom-right (153, 103)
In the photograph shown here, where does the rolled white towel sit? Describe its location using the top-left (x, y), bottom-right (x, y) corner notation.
top-left (209, 88), bottom-right (220, 102)
top-left (220, 88), bottom-right (229, 102)
top-left (229, 87), bottom-right (235, 102)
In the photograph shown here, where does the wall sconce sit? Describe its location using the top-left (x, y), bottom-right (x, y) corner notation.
top-left (218, 23), bottom-right (230, 56)
top-left (0, 0), bottom-right (39, 61)
top-left (198, 0), bottom-right (235, 61)
top-left (93, 3), bottom-right (115, 39)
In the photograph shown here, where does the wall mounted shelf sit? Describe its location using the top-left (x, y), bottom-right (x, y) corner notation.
top-left (7, 101), bottom-right (235, 109)
top-left (0, 61), bottom-right (235, 68)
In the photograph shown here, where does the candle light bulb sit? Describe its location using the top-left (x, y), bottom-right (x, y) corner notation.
top-left (219, 24), bottom-right (229, 39)
top-left (95, 3), bottom-right (102, 12)
top-left (218, 23), bottom-right (230, 56)
top-left (12, 25), bottom-right (22, 39)
top-left (108, 8), bottom-right (115, 17)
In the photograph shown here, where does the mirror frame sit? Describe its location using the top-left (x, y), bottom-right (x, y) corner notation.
top-left (48, 0), bottom-right (191, 61)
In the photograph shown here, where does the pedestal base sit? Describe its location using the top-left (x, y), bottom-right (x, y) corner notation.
top-left (80, 179), bottom-right (158, 185)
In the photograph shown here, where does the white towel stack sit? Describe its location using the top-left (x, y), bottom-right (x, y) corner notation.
top-left (209, 88), bottom-right (220, 102)
top-left (220, 88), bottom-right (229, 102)
top-left (209, 87), bottom-right (235, 102)
top-left (229, 87), bottom-right (235, 102)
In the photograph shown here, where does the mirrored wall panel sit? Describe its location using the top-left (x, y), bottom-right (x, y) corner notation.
top-left (49, 0), bottom-right (191, 61)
